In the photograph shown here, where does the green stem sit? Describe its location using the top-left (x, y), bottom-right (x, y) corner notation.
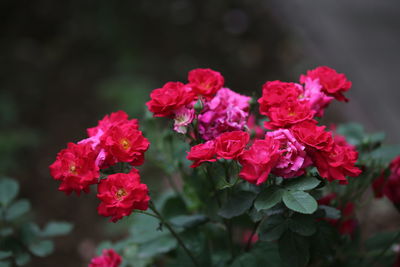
top-left (149, 202), bottom-right (200, 267)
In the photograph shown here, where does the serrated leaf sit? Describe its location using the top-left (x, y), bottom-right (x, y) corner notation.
top-left (282, 190), bottom-right (318, 214)
top-left (0, 178), bottom-right (19, 206)
top-left (279, 231), bottom-right (310, 267)
top-left (231, 242), bottom-right (281, 267)
top-left (41, 222), bottom-right (73, 237)
top-left (28, 240), bottom-right (54, 257)
top-left (285, 176), bottom-right (321, 191)
top-left (218, 190), bottom-right (257, 219)
top-left (254, 187), bottom-right (284, 211)
top-left (5, 199), bottom-right (30, 221)
top-left (259, 215), bottom-right (287, 242)
top-left (288, 214), bottom-right (316, 236)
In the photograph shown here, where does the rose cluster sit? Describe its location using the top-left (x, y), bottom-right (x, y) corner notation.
top-left (147, 67), bottom-right (361, 185)
top-left (146, 68), bottom-right (251, 140)
top-left (49, 111), bottom-right (150, 222)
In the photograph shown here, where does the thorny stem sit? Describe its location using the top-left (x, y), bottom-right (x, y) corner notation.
top-left (148, 202), bottom-right (200, 267)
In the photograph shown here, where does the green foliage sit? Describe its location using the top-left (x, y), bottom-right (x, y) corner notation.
top-left (0, 177), bottom-right (73, 266)
top-left (282, 190), bottom-right (318, 214)
top-left (92, 121), bottom-right (400, 267)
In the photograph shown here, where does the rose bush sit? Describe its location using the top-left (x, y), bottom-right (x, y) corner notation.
top-left (48, 67), bottom-right (400, 267)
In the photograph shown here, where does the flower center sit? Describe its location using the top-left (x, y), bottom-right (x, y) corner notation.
top-left (69, 164), bottom-right (78, 175)
top-left (115, 188), bottom-right (127, 200)
top-left (120, 138), bottom-right (130, 150)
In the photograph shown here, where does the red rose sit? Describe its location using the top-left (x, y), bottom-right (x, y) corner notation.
top-left (89, 249), bottom-right (122, 267)
top-left (291, 121), bottom-right (333, 151)
top-left (188, 68), bottom-right (224, 98)
top-left (383, 156), bottom-right (400, 205)
top-left (215, 131), bottom-right (250, 159)
top-left (187, 140), bottom-right (217, 168)
top-left (100, 122), bottom-right (150, 166)
top-left (239, 137), bottom-right (281, 185)
top-left (313, 140), bottom-right (361, 184)
top-left (300, 66), bottom-right (352, 102)
top-left (49, 142), bottom-right (99, 195)
top-left (146, 82), bottom-right (196, 117)
top-left (87, 110), bottom-right (138, 137)
top-left (264, 101), bottom-right (315, 129)
top-left (258, 81), bottom-right (302, 116)
top-left (97, 169), bottom-right (150, 222)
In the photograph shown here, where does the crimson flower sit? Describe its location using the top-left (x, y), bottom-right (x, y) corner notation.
top-left (97, 169), bottom-right (150, 222)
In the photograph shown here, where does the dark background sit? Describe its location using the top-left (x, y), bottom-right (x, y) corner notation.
top-left (1, 1), bottom-right (399, 266)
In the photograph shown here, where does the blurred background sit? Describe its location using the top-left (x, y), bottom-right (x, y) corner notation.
top-left (1, 0), bottom-right (399, 266)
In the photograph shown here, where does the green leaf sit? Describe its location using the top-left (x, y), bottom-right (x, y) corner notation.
top-left (279, 231), bottom-right (310, 267)
top-left (254, 186), bottom-right (284, 211)
top-left (0, 261), bottom-right (11, 267)
top-left (284, 176), bottom-right (321, 191)
top-left (28, 240), bottom-right (54, 257)
top-left (259, 215), bottom-right (287, 242)
top-left (15, 252), bottom-right (30, 266)
top-left (282, 190), bottom-right (318, 214)
top-left (319, 205), bottom-right (341, 220)
top-left (218, 190), bottom-right (257, 219)
top-left (0, 228), bottom-right (13, 237)
top-left (170, 214), bottom-right (208, 228)
top-left (130, 213), bottom-right (173, 244)
top-left (41, 222), bottom-right (73, 237)
top-left (231, 242), bottom-right (282, 267)
top-left (288, 214), bottom-right (316, 236)
top-left (0, 178), bottom-right (19, 206)
top-left (370, 145), bottom-right (400, 165)
top-left (138, 234), bottom-right (177, 258)
top-left (336, 123), bottom-right (364, 146)
top-left (0, 251), bottom-right (11, 260)
top-left (5, 199), bottom-right (30, 221)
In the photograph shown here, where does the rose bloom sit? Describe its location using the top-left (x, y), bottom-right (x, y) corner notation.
top-left (300, 77), bottom-right (334, 117)
top-left (291, 121), bottom-right (333, 151)
top-left (49, 142), bottom-right (99, 195)
top-left (266, 129), bottom-right (311, 178)
top-left (239, 136), bottom-right (281, 185)
top-left (97, 169), bottom-right (150, 222)
top-left (87, 111), bottom-right (138, 137)
top-left (89, 249), bottom-right (122, 267)
top-left (383, 156), bottom-right (400, 205)
top-left (215, 131), bottom-right (250, 159)
top-left (258, 81), bottom-right (302, 116)
top-left (188, 68), bottom-right (224, 98)
top-left (187, 140), bottom-right (217, 168)
top-left (173, 107), bottom-right (195, 134)
top-left (100, 122), bottom-right (150, 166)
top-left (82, 111), bottom-right (141, 169)
top-left (372, 172), bottom-right (386, 198)
top-left (300, 66), bottom-right (352, 102)
top-left (264, 101), bottom-right (315, 130)
top-left (313, 139), bottom-right (361, 184)
top-left (198, 88), bottom-right (251, 140)
top-left (146, 81), bottom-right (196, 117)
